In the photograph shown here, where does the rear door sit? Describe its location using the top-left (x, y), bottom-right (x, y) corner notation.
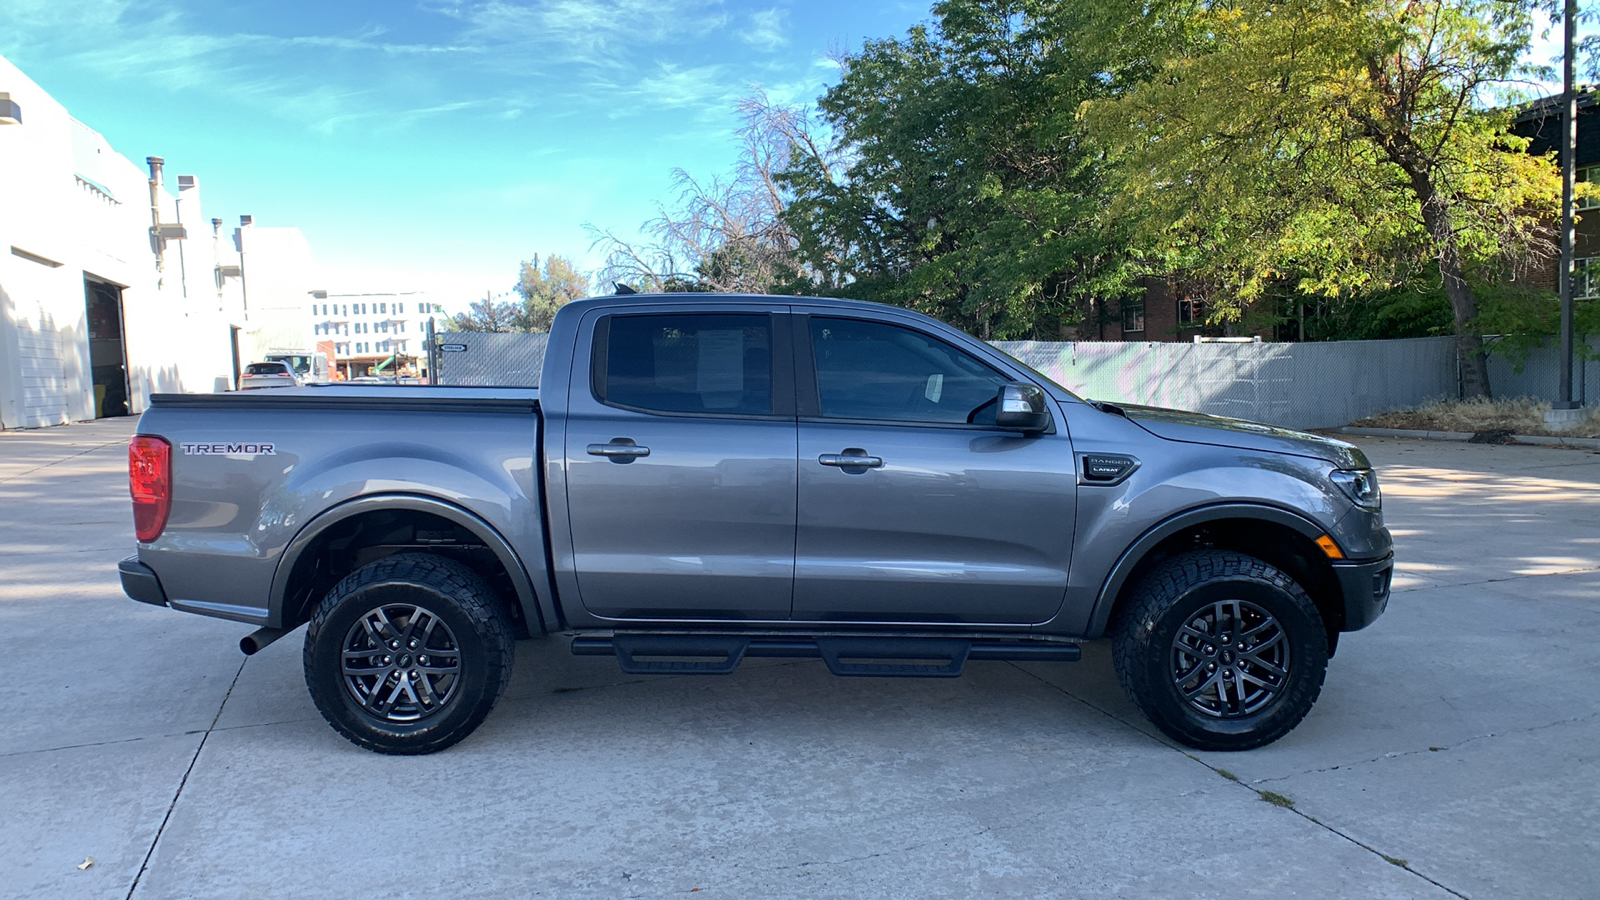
top-left (563, 306), bottom-right (797, 620)
top-left (792, 313), bottom-right (1077, 625)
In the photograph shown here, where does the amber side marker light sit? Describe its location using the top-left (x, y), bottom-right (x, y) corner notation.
top-left (129, 435), bottom-right (172, 543)
top-left (1315, 534), bottom-right (1344, 560)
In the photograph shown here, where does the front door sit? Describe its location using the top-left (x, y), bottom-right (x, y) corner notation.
top-left (564, 309), bottom-right (797, 620)
top-left (793, 315), bottom-right (1077, 625)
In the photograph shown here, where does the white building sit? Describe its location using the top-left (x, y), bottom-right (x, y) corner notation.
top-left (0, 56), bottom-right (244, 429)
top-left (312, 291), bottom-right (442, 378)
top-left (222, 219), bottom-right (323, 365)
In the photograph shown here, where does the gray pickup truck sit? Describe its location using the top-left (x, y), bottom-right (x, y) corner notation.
top-left (120, 293), bottom-right (1391, 754)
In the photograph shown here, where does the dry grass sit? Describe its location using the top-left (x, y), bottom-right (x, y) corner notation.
top-left (1352, 397), bottom-right (1600, 439)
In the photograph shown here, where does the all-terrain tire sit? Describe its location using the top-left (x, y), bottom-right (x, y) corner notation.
top-left (1111, 550), bottom-right (1328, 751)
top-left (304, 553), bottom-right (514, 754)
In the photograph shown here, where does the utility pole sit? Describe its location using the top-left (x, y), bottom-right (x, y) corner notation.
top-left (1551, 0), bottom-right (1582, 422)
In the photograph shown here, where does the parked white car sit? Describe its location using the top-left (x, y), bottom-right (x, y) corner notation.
top-left (239, 361), bottom-right (298, 390)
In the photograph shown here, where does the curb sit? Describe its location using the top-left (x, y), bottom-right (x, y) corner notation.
top-left (1335, 426), bottom-right (1600, 450)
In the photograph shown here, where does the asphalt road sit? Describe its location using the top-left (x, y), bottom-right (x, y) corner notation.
top-left (1, 419), bottom-right (1596, 899)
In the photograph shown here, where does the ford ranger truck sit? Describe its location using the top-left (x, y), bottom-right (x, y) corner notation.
top-left (119, 293), bottom-right (1392, 754)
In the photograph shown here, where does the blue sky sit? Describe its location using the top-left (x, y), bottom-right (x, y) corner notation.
top-left (0, 2), bottom-right (1578, 313)
top-left (0, 0), bottom-right (931, 309)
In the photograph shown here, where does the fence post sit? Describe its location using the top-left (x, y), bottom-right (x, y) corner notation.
top-left (426, 317), bottom-right (439, 386)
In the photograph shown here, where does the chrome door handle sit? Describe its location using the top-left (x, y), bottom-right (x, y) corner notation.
top-left (818, 451), bottom-right (883, 469)
top-left (587, 440), bottom-right (651, 459)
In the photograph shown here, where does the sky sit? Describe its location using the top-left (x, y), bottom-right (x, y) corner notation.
top-left (0, 0), bottom-right (931, 312)
top-left (0, 2), bottom-right (1581, 315)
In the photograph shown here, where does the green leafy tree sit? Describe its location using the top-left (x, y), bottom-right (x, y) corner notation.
top-left (780, 0), bottom-right (1139, 339)
top-left (1083, 0), bottom-right (1564, 396)
top-left (514, 254), bottom-right (591, 333)
top-left (445, 295), bottom-right (519, 333)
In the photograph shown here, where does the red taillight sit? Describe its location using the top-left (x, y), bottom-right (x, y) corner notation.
top-left (129, 435), bottom-right (171, 543)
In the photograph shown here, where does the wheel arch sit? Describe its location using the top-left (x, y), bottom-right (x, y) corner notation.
top-left (270, 494), bottom-right (554, 636)
top-left (1085, 503), bottom-right (1344, 652)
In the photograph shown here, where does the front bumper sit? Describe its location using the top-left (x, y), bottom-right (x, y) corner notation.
top-left (119, 556), bottom-right (170, 608)
top-left (1331, 553), bottom-right (1392, 631)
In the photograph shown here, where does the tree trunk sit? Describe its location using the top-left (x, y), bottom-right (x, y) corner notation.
top-left (1411, 172), bottom-right (1491, 398)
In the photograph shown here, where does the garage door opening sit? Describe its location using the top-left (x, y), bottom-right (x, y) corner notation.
top-left (85, 276), bottom-right (130, 418)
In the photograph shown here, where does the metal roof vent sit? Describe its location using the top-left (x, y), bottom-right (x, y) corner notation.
top-left (0, 93), bottom-right (20, 125)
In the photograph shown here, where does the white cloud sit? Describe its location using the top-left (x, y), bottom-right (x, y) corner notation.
top-left (454, 0), bottom-right (731, 61)
top-left (629, 63), bottom-right (739, 110)
top-left (740, 8), bottom-right (789, 52)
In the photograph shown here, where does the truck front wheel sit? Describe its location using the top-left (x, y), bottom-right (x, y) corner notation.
top-left (1111, 550), bottom-right (1329, 751)
top-left (304, 553), bottom-right (514, 754)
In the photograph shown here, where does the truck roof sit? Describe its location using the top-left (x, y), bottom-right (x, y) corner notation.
top-left (562, 292), bottom-right (894, 316)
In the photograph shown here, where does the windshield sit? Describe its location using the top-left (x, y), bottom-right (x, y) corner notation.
top-left (246, 363), bottom-right (290, 376)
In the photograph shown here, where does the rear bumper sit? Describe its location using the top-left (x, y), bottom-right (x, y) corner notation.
top-left (1332, 554), bottom-right (1393, 632)
top-left (119, 556), bottom-right (170, 608)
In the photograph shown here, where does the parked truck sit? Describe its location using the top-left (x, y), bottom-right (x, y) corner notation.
top-left (263, 350), bottom-right (330, 385)
top-left (120, 293), bottom-right (1392, 754)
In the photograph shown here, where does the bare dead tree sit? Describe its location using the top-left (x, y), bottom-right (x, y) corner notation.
top-left (588, 90), bottom-right (841, 294)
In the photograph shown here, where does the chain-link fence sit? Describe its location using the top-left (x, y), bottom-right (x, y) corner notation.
top-left (432, 332), bottom-right (549, 387)
top-left (426, 329), bottom-right (1593, 430)
top-left (997, 337), bottom-right (1459, 430)
top-left (1485, 336), bottom-right (1600, 407)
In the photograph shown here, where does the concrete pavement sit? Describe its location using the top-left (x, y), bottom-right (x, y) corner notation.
top-left (0, 419), bottom-right (1595, 898)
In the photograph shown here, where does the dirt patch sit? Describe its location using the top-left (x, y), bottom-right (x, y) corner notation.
top-left (1352, 397), bottom-right (1600, 439)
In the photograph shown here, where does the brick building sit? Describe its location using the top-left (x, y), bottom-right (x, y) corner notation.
top-left (1512, 88), bottom-right (1600, 297)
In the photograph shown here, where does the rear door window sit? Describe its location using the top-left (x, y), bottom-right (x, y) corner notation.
top-left (600, 314), bottom-right (774, 417)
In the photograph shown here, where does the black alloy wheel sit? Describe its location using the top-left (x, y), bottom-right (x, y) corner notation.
top-left (1112, 550), bottom-right (1328, 752)
top-left (305, 553), bottom-right (514, 754)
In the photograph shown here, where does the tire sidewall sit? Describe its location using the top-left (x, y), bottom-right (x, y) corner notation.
top-left (1132, 571), bottom-right (1328, 750)
top-left (306, 574), bottom-right (502, 753)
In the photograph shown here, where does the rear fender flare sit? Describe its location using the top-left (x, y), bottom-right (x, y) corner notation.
top-left (269, 493), bottom-right (553, 633)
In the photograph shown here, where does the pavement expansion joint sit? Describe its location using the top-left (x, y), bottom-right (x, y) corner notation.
top-left (123, 657), bottom-right (247, 900)
top-left (1003, 660), bottom-right (1162, 743)
top-left (0, 438), bottom-right (131, 486)
top-left (1393, 564), bottom-right (1600, 594)
top-left (1252, 710), bottom-right (1600, 787)
top-left (0, 732), bottom-right (189, 760)
top-left (1277, 794), bottom-right (1471, 899)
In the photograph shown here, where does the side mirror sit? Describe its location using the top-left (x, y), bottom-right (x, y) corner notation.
top-left (995, 382), bottom-right (1050, 432)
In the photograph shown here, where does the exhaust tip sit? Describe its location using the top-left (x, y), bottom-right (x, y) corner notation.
top-left (240, 626), bottom-right (289, 656)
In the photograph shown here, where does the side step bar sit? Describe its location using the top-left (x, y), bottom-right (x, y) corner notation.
top-left (572, 634), bottom-right (1081, 678)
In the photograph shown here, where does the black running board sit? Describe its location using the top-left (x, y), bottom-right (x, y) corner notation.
top-left (572, 633), bottom-right (1081, 677)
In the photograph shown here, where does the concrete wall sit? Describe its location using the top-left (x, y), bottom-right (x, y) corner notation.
top-left (0, 55), bottom-right (237, 429)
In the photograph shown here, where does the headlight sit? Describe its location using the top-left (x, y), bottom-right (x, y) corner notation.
top-left (1331, 468), bottom-right (1381, 509)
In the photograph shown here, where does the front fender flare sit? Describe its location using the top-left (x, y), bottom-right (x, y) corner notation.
top-left (1083, 502), bottom-right (1327, 639)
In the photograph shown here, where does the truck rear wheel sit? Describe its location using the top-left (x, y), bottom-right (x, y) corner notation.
top-left (1111, 550), bottom-right (1328, 751)
top-left (304, 553), bottom-right (514, 754)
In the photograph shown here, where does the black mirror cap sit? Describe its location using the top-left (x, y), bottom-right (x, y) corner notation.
top-left (995, 382), bottom-right (1050, 432)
